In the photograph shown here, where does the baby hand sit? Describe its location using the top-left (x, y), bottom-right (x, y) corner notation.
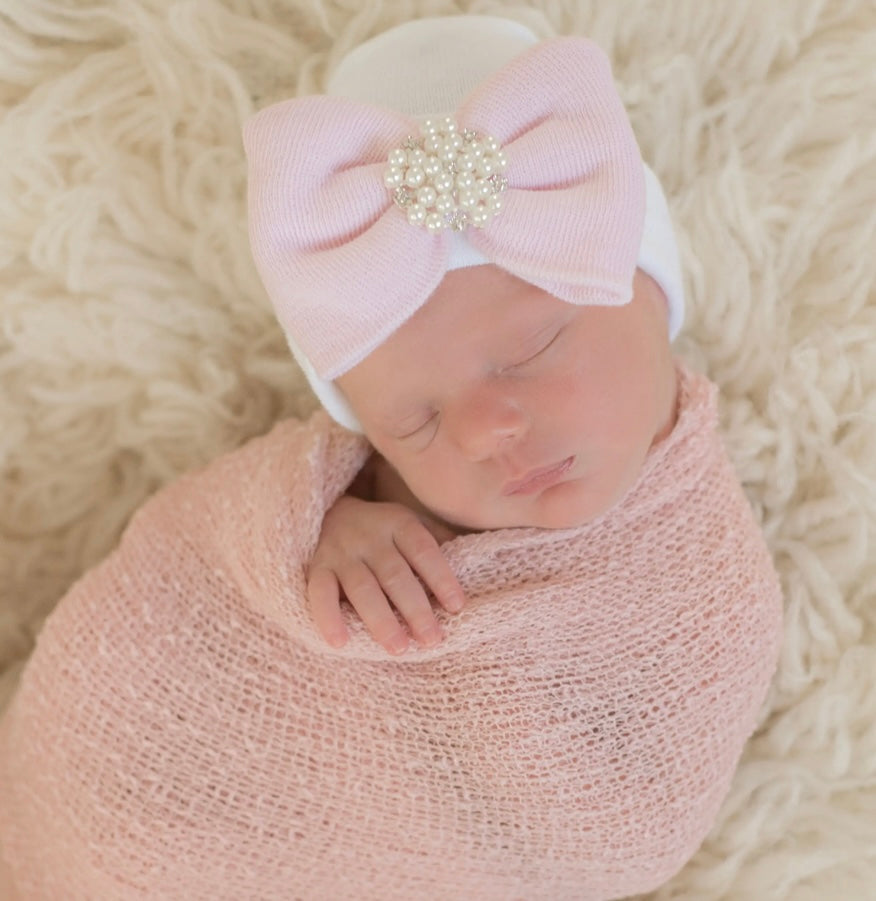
top-left (306, 495), bottom-right (465, 654)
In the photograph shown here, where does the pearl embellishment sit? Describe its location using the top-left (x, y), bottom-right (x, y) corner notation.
top-left (384, 117), bottom-right (508, 232)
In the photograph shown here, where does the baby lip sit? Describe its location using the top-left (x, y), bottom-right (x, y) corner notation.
top-left (502, 457), bottom-right (574, 495)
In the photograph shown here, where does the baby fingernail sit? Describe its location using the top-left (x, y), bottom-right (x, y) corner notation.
top-left (389, 636), bottom-right (408, 654)
top-left (421, 627), bottom-right (443, 646)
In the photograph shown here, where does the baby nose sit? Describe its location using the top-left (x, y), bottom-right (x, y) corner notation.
top-left (447, 383), bottom-right (527, 461)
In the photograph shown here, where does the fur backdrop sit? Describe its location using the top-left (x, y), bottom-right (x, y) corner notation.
top-left (1, 1), bottom-right (875, 898)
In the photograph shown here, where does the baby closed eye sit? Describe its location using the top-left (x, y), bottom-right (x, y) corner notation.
top-left (399, 411), bottom-right (439, 440)
top-left (503, 325), bottom-right (565, 372)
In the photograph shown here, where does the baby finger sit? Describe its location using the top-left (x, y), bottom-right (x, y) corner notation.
top-left (393, 520), bottom-right (466, 614)
top-left (338, 561), bottom-right (410, 655)
top-left (305, 566), bottom-right (348, 648)
top-left (370, 552), bottom-right (444, 648)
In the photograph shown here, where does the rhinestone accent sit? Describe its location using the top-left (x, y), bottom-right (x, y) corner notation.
top-left (384, 116), bottom-right (509, 232)
top-left (446, 209), bottom-right (470, 232)
top-left (392, 186), bottom-right (415, 207)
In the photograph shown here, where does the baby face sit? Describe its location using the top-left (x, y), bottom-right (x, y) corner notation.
top-left (336, 265), bottom-right (677, 532)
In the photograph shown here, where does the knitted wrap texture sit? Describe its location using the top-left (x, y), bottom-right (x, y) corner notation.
top-left (0, 363), bottom-right (782, 900)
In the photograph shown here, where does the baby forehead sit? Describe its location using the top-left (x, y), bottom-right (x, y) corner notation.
top-left (354, 266), bottom-right (570, 377)
top-left (417, 263), bottom-right (569, 330)
top-left (337, 266), bottom-right (571, 406)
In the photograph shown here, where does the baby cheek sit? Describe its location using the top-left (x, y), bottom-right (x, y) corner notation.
top-left (528, 367), bottom-right (599, 431)
top-left (404, 453), bottom-right (490, 521)
top-left (391, 447), bottom-right (448, 496)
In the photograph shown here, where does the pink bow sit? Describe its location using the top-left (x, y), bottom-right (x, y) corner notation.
top-left (244, 37), bottom-right (645, 380)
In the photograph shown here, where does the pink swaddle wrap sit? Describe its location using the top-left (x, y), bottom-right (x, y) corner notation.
top-left (0, 362), bottom-right (782, 900)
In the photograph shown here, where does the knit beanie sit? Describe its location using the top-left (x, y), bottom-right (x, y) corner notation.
top-left (244, 16), bottom-right (685, 431)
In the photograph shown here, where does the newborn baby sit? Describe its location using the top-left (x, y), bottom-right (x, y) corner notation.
top-left (0, 15), bottom-right (783, 901)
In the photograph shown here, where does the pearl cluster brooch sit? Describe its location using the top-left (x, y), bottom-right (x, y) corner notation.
top-left (384, 117), bottom-right (508, 232)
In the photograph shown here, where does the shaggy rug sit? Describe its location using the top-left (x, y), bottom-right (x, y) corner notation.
top-left (1, 0), bottom-right (874, 898)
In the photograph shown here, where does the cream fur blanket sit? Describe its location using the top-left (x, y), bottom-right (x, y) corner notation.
top-left (0, 1), bottom-right (874, 898)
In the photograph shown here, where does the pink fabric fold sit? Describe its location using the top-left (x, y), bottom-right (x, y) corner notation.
top-left (0, 363), bottom-right (783, 900)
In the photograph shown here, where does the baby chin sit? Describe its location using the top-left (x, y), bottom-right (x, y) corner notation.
top-left (515, 475), bottom-right (606, 530)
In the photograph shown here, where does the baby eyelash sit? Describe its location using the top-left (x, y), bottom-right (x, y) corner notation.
top-left (400, 411), bottom-right (439, 440)
top-left (508, 326), bottom-right (565, 370)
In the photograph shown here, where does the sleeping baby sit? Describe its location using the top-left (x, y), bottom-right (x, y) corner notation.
top-left (0, 14), bottom-right (783, 901)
